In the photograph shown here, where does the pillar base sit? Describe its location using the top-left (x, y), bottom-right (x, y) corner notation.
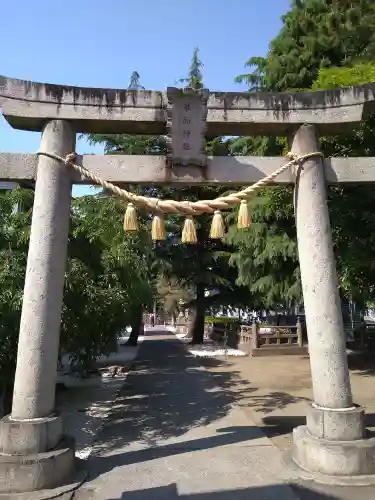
top-left (288, 425), bottom-right (375, 485)
top-left (306, 403), bottom-right (365, 441)
top-left (0, 435), bottom-right (76, 493)
top-left (0, 414), bottom-right (63, 455)
top-left (0, 467), bottom-right (86, 499)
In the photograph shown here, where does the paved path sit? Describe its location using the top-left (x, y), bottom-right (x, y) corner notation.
top-left (73, 329), bottom-right (301, 499)
top-left (199, 345), bottom-right (375, 500)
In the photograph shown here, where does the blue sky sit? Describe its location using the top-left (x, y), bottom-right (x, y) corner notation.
top-left (0, 0), bottom-right (290, 196)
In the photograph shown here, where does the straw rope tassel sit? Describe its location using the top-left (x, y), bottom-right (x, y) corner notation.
top-left (182, 216), bottom-right (197, 244)
top-left (37, 151), bottom-right (324, 242)
top-left (123, 203), bottom-right (138, 231)
top-left (237, 199), bottom-right (251, 229)
top-left (210, 210), bottom-right (225, 239)
top-left (151, 213), bottom-right (166, 241)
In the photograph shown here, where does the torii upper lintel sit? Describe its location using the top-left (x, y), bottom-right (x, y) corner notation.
top-left (1, 75), bottom-right (375, 135)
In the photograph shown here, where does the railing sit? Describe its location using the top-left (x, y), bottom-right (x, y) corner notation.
top-left (172, 317), bottom-right (305, 355)
top-left (207, 322), bottom-right (241, 349)
top-left (239, 321), bottom-right (304, 354)
top-left (176, 320), bottom-right (224, 339)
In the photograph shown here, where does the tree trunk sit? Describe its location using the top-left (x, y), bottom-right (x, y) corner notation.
top-left (189, 283), bottom-right (206, 344)
top-left (0, 382), bottom-right (14, 417)
top-left (126, 306), bottom-right (144, 346)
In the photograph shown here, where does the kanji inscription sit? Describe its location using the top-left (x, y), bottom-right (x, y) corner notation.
top-left (167, 87), bottom-right (208, 167)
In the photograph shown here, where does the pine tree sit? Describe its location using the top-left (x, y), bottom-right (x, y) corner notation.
top-left (88, 56), bottom-right (247, 345)
top-left (237, 0), bottom-right (375, 92)
top-left (128, 71), bottom-right (145, 90)
top-left (178, 47), bottom-right (204, 89)
top-left (230, 2), bottom-right (375, 308)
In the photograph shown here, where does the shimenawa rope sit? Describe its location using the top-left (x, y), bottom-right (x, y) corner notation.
top-left (36, 151), bottom-right (323, 243)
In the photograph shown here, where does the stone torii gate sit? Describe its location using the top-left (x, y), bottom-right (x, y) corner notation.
top-left (1, 76), bottom-right (375, 493)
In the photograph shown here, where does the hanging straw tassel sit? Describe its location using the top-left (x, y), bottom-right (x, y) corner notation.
top-left (210, 210), bottom-right (225, 239)
top-left (181, 216), bottom-right (197, 244)
top-left (151, 213), bottom-right (166, 241)
top-left (237, 199), bottom-right (251, 229)
top-left (123, 202), bottom-right (138, 231)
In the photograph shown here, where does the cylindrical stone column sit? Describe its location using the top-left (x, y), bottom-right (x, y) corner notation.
top-left (290, 124), bottom-right (353, 409)
top-left (11, 120), bottom-right (75, 420)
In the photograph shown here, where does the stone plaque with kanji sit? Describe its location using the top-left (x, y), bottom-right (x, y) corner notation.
top-left (167, 87), bottom-right (208, 167)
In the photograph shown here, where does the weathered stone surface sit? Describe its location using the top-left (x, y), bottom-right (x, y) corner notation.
top-left (290, 124), bottom-right (352, 410)
top-left (11, 120), bottom-right (75, 420)
top-left (1, 75), bottom-right (374, 134)
top-left (0, 468), bottom-right (86, 500)
top-left (288, 124), bottom-right (375, 483)
top-left (251, 346), bottom-right (308, 357)
top-left (0, 414), bottom-right (63, 455)
top-left (0, 436), bottom-right (75, 493)
top-left (166, 87), bottom-right (208, 168)
top-left (3, 153), bottom-right (375, 185)
top-left (292, 426), bottom-right (375, 478)
top-left (306, 404), bottom-right (365, 441)
top-left (3, 73), bottom-right (375, 494)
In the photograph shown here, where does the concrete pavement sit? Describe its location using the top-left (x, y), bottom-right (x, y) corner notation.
top-left (73, 329), bottom-right (302, 499)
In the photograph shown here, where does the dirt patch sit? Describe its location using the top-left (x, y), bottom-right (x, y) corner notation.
top-left (201, 350), bottom-right (375, 452)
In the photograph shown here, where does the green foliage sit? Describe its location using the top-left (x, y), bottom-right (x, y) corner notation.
top-left (0, 188), bottom-right (155, 383)
top-left (235, 56), bottom-right (269, 91)
top-left (226, 186), bottom-right (301, 308)
top-left (178, 47), bottom-right (204, 90)
top-left (86, 59), bottom-right (255, 344)
top-left (87, 134), bottom-right (166, 156)
top-left (238, 0), bottom-right (375, 92)
top-left (157, 277), bottom-right (194, 317)
top-left (204, 316), bottom-right (239, 325)
top-left (128, 71), bottom-right (145, 90)
top-left (312, 62), bottom-right (375, 302)
top-left (313, 62), bottom-right (375, 89)
top-left (62, 195), bottom-right (154, 372)
top-left (0, 188), bottom-right (32, 389)
top-left (229, 3), bottom-right (375, 308)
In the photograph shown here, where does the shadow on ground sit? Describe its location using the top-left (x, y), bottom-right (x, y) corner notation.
top-left (237, 390), bottom-right (311, 414)
top-left (258, 412), bottom-right (375, 442)
top-left (87, 425), bottom-right (265, 475)
top-left (84, 482), bottom-right (348, 499)
top-left (269, 350), bottom-right (375, 380)
top-left (73, 332), bottom-right (375, 500)
top-left (85, 331), bottom-right (322, 474)
top-left (199, 357), bottom-right (311, 414)
top-left (87, 331), bottom-right (258, 467)
top-left (347, 351), bottom-right (375, 377)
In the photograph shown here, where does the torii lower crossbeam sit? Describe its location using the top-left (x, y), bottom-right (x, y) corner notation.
top-left (1, 153), bottom-right (375, 185)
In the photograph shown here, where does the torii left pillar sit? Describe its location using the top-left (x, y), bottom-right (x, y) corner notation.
top-left (0, 120), bottom-right (76, 493)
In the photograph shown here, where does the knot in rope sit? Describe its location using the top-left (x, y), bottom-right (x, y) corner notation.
top-left (64, 152), bottom-right (77, 164)
top-left (286, 152), bottom-right (299, 161)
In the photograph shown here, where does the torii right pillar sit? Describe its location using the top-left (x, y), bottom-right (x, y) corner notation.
top-left (289, 123), bottom-right (375, 483)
